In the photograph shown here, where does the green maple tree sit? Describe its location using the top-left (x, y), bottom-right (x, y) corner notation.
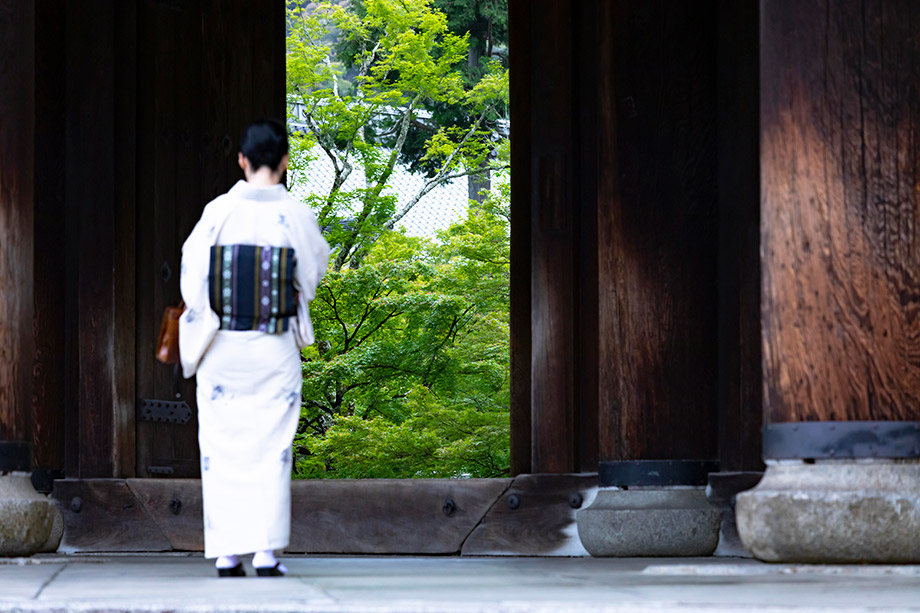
top-left (294, 180), bottom-right (510, 478)
top-left (286, 0), bottom-right (509, 271)
top-left (287, 0), bottom-right (511, 478)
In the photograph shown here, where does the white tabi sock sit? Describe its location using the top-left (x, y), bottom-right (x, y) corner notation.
top-left (215, 555), bottom-right (240, 569)
top-left (253, 550), bottom-right (287, 573)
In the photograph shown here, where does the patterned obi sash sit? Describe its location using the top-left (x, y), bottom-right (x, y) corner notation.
top-left (208, 244), bottom-right (297, 332)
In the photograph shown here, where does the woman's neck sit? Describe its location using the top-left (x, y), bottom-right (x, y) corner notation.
top-left (244, 166), bottom-right (282, 187)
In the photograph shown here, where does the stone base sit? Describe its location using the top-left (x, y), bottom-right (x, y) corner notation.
top-left (0, 472), bottom-right (58, 556)
top-left (40, 502), bottom-right (64, 553)
top-left (706, 472), bottom-right (763, 557)
top-left (576, 487), bottom-right (720, 557)
top-left (736, 460), bottom-right (920, 563)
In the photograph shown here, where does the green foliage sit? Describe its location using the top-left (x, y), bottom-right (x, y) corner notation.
top-left (288, 0), bottom-right (511, 479)
top-left (293, 178), bottom-right (511, 479)
top-left (287, 0), bottom-right (509, 271)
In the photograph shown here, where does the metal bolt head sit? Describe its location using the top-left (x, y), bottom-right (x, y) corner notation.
top-left (442, 498), bottom-right (456, 517)
top-left (506, 494), bottom-right (520, 510)
top-left (569, 493), bottom-right (583, 509)
top-left (70, 497), bottom-right (83, 513)
top-left (169, 498), bottom-right (182, 515)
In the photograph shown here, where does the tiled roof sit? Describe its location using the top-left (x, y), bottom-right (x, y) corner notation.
top-left (289, 148), bottom-right (470, 239)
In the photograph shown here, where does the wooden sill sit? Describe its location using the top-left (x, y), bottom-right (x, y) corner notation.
top-left (50, 474), bottom-right (597, 556)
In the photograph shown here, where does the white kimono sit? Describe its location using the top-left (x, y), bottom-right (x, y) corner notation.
top-left (179, 180), bottom-right (329, 558)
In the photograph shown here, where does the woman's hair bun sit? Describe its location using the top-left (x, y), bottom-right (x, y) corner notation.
top-left (240, 119), bottom-right (289, 172)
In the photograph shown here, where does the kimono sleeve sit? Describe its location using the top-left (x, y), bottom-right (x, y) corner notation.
top-left (178, 201), bottom-right (223, 378)
top-left (289, 201), bottom-right (331, 349)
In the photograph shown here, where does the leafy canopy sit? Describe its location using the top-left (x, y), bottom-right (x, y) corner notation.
top-left (287, 0), bottom-right (509, 271)
top-left (287, 0), bottom-right (511, 479)
top-left (294, 180), bottom-right (511, 479)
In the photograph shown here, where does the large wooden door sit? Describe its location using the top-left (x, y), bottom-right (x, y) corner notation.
top-left (134, 0), bottom-right (285, 478)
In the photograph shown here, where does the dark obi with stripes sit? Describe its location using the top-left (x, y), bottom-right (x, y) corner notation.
top-left (208, 244), bottom-right (297, 333)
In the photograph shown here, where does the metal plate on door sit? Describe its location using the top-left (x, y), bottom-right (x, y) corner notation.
top-left (139, 399), bottom-right (192, 425)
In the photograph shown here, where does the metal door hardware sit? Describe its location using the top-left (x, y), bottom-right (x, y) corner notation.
top-left (138, 399), bottom-right (192, 424)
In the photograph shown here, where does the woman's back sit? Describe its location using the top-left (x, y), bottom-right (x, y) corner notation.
top-left (209, 183), bottom-right (304, 248)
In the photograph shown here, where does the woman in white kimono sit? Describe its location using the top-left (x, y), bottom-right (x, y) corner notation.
top-left (179, 120), bottom-right (330, 577)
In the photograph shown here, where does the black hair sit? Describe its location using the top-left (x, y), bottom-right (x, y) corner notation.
top-left (240, 119), bottom-right (289, 172)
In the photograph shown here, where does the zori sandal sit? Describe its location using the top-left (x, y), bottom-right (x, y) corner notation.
top-left (217, 564), bottom-right (246, 578)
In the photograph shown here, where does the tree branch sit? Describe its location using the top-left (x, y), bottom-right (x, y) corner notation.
top-left (387, 104), bottom-right (498, 230)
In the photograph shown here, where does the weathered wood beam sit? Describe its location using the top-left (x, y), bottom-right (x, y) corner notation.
top-left (51, 477), bottom-right (595, 556)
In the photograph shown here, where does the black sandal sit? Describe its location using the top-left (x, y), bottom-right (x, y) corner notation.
top-left (217, 563), bottom-right (246, 577)
top-left (255, 563), bottom-right (285, 577)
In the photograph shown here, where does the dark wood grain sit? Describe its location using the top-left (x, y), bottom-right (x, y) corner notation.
top-left (113, 0), bottom-right (139, 478)
top-left (250, 1), bottom-right (285, 120)
top-left (0, 0), bottom-right (35, 446)
top-left (134, 1), bottom-right (285, 478)
top-left (52, 480), bottom-right (171, 552)
top-left (52, 479), bottom-right (534, 555)
top-left (507, 0), bottom-right (533, 476)
top-left (136, 0), bottom-right (202, 478)
top-left (572, 1), bottom-right (600, 474)
top-left (761, 0), bottom-right (920, 424)
top-left (50, 477), bottom-right (597, 556)
top-left (716, 0), bottom-right (762, 470)
top-left (597, 1), bottom-right (720, 461)
top-left (528, 0), bottom-right (576, 474)
top-left (32, 0), bottom-right (67, 473)
top-left (200, 0), bottom-right (230, 202)
top-left (127, 478), bottom-right (204, 551)
top-left (226, 0), bottom-right (253, 184)
top-left (67, 1), bottom-right (117, 477)
top-left (286, 479), bottom-right (511, 554)
top-left (133, 0), bottom-right (159, 478)
top-left (461, 474), bottom-right (596, 556)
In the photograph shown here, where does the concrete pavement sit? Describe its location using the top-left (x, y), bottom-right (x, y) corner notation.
top-left (0, 554), bottom-right (918, 613)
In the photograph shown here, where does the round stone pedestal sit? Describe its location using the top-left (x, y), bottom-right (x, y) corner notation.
top-left (0, 472), bottom-right (58, 556)
top-left (577, 487), bottom-right (721, 557)
top-left (736, 460), bottom-right (920, 563)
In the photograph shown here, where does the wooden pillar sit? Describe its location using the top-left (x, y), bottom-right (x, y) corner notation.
top-left (508, 0), bottom-right (600, 475)
top-left (737, 0), bottom-right (920, 563)
top-left (0, 0), bottom-right (59, 558)
top-left (528, 0), bottom-right (576, 474)
top-left (578, 0), bottom-right (723, 557)
top-left (0, 0), bottom-right (36, 473)
top-left (597, 1), bottom-right (719, 466)
top-left (761, 0), bottom-right (920, 428)
top-left (507, 0), bottom-right (532, 476)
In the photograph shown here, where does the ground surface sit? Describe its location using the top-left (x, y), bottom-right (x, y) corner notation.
top-left (0, 555), bottom-right (918, 613)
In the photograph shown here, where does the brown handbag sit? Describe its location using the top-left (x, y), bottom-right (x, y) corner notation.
top-left (155, 300), bottom-right (186, 365)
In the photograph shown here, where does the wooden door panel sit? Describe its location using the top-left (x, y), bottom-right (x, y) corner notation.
top-left (134, 0), bottom-right (285, 477)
